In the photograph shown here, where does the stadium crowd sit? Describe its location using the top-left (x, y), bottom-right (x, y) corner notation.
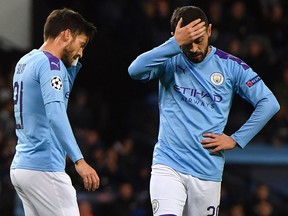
top-left (0, 0), bottom-right (288, 215)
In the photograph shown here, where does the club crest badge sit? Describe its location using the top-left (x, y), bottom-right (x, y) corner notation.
top-left (210, 72), bottom-right (224, 86)
top-left (152, 199), bottom-right (159, 214)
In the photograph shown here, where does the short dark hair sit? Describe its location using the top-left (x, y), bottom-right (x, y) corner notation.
top-left (43, 8), bottom-right (97, 41)
top-left (170, 6), bottom-right (209, 33)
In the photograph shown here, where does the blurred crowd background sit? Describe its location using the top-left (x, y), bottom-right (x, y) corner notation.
top-left (1, 0), bottom-right (288, 215)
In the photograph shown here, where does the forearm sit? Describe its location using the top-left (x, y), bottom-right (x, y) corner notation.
top-left (231, 93), bottom-right (280, 148)
top-left (128, 37), bottom-right (181, 81)
top-left (45, 101), bottom-right (83, 162)
top-left (67, 61), bottom-right (82, 89)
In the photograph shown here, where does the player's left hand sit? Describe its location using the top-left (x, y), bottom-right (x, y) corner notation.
top-left (201, 133), bottom-right (237, 154)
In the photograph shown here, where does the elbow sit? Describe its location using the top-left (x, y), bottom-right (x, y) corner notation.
top-left (267, 95), bottom-right (280, 117)
top-left (128, 63), bottom-right (150, 82)
top-left (128, 62), bottom-right (143, 80)
top-left (128, 63), bottom-right (137, 80)
top-left (273, 100), bottom-right (280, 115)
top-left (46, 111), bottom-right (59, 129)
top-left (271, 94), bottom-right (280, 114)
top-left (45, 102), bottom-right (66, 129)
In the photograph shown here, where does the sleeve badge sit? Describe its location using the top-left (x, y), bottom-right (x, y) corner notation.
top-left (50, 76), bottom-right (63, 91)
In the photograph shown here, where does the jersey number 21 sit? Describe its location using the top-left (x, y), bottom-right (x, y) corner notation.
top-left (13, 81), bottom-right (24, 129)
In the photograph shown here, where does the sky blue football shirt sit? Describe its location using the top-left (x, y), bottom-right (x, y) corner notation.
top-left (128, 37), bottom-right (279, 181)
top-left (11, 49), bottom-right (83, 172)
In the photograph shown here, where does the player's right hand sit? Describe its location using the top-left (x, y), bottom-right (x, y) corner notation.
top-left (75, 159), bottom-right (100, 191)
top-left (174, 18), bottom-right (206, 46)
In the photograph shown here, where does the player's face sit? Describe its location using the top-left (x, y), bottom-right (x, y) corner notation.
top-left (62, 33), bottom-right (88, 67)
top-left (181, 24), bottom-right (211, 63)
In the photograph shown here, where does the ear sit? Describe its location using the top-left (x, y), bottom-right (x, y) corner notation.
top-left (171, 32), bottom-right (174, 36)
top-left (207, 24), bottom-right (212, 37)
top-left (62, 29), bottom-right (72, 42)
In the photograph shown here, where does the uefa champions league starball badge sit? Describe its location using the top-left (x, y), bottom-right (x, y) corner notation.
top-left (50, 76), bottom-right (63, 91)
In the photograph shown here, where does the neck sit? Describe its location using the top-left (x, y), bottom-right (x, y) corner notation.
top-left (207, 45), bottom-right (211, 55)
top-left (39, 37), bottom-right (64, 59)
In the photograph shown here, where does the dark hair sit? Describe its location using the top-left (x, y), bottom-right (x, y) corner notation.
top-left (43, 8), bottom-right (97, 41)
top-left (170, 6), bottom-right (209, 33)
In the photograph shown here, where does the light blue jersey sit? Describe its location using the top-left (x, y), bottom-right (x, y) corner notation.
top-left (11, 49), bottom-right (83, 172)
top-left (128, 37), bottom-right (280, 181)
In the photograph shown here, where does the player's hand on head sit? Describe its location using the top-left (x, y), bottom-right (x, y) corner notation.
top-left (174, 18), bottom-right (206, 46)
top-left (75, 159), bottom-right (100, 191)
top-left (201, 133), bottom-right (237, 154)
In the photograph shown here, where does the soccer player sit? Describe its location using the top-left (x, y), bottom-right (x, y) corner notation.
top-left (10, 8), bottom-right (99, 216)
top-left (128, 6), bottom-right (280, 216)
